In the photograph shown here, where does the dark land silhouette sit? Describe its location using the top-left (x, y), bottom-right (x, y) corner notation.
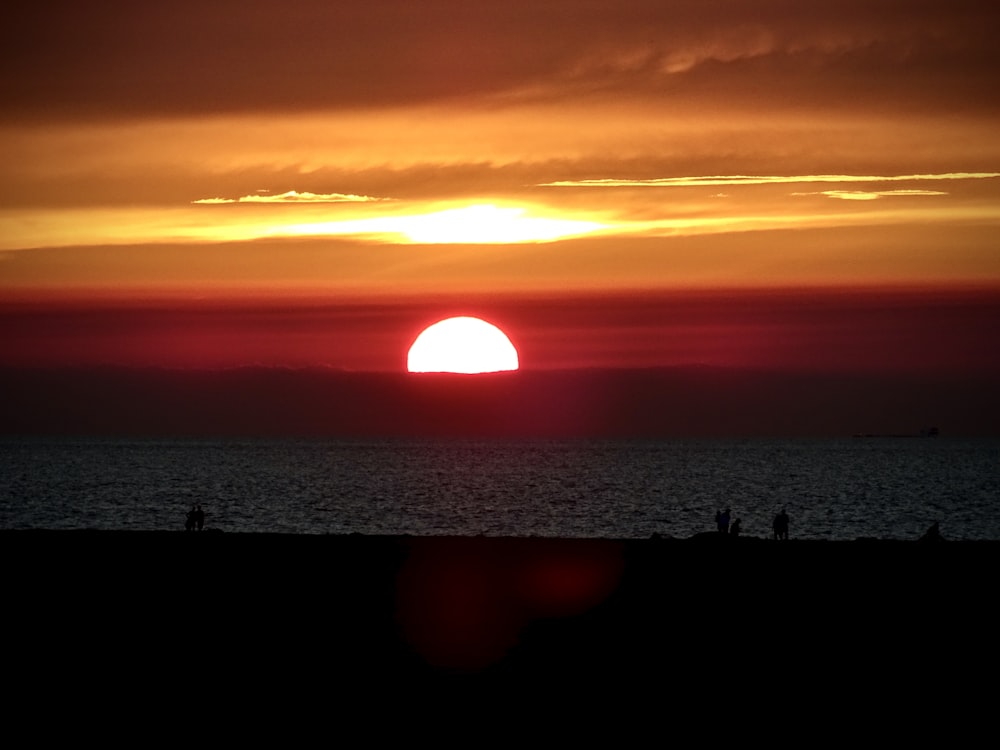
top-left (3, 530), bottom-right (994, 687)
top-left (3, 528), bottom-right (994, 742)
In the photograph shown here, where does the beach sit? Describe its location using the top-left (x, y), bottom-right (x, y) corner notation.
top-left (4, 528), bottom-right (995, 742)
top-left (4, 531), bottom-right (993, 691)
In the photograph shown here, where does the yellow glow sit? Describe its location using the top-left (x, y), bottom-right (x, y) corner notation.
top-left (0, 203), bottom-right (607, 250)
top-left (278, 204), bottom-right (608, 244)
top-left (407, 317), bottom-right (519, 373)
top-left (4, 199), bottom-right (999, 261)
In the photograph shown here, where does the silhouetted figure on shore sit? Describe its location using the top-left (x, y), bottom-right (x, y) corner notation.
top-left (185, 505), bottom-right (197, 532)
top-left (716, 508), bottom-right (731, 534)
top-left (730, 518), bottom-right (741, 537)
top-left (773, 508), bottom-right (789, 540)
top-left (919, 521), bottom-right (944, 543)
top-left (194, 504), bottom-right (205, 531)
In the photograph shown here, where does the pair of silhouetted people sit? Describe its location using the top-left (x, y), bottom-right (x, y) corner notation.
top-left (773, 508), bottom-right (789, 540)
top-left (715, 508), bottom-right (731, 534)
top-left (185, 504), bottom-right (205, 532)
top-left (705, 509), bottom-right (940, 542)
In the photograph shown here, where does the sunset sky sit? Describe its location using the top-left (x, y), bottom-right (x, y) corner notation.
top-left (2, 2), bottom-right (999, 434)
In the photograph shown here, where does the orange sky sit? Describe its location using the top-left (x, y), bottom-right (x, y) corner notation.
top-left (2, 1), bottom-right (999, 379)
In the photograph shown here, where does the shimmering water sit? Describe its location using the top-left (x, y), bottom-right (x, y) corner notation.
top-left (1, 437), bottom-right (997, 540)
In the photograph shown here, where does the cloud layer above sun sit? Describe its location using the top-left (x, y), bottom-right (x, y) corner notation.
top-left (4, 2), bottom-right (999, 119)
top-left (1, 1), bottom-right (998, 297)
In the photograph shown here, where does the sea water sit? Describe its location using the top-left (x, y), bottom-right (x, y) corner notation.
top-left (1, 437), bottom-right (997, 540)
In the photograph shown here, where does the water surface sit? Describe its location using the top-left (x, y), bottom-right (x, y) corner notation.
top-left (1, 437), bottom-right (997, 540)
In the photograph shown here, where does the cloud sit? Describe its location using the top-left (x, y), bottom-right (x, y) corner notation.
top-left (793, 190), bottom-right (949, 201)
top-left (192, 190), bottom-right (385, 205)
top-left (540, 173), bottom-right (1000, 188)
top-left (3, 3), bottom-right (998, 120)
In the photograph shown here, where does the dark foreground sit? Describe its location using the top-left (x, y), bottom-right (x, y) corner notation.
top-left (2, 530), bottom-right (995, 733)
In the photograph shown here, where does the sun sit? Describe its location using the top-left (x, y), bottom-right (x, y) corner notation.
top-left (407, 317), bottom-right (519, 373)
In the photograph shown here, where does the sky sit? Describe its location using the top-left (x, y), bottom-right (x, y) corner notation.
top-left (2, 1), bottom-right (999, 435)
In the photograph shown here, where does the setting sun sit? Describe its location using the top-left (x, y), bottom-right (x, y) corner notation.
top-left (407, 317), bottom-right (520, 373)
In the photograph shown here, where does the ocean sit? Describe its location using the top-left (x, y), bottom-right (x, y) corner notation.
top-left (1, 437), bottom-right (997, 541)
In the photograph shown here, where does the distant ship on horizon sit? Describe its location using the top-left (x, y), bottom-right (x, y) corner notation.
top-left (852, 426), bottom-right (940, 438)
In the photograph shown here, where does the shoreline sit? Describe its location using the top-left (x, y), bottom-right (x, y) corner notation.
top-left (3, 526), bottom-right (996, 547)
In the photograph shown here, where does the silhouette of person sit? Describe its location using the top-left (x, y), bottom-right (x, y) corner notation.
top-left (919, 521), bottom-right (943, 543)
top-left (717, 507), bottom-right (731, 534)
top-left (773, 508), bottom-right (789, 540)
top-left (730, 518), bottom-right (741, 537)
top-left (185, 505), bottom-right (196, 532)
top-left (194, 504), bottom-right (205, 532)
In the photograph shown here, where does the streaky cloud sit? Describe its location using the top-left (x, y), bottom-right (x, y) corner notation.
top-left (793, 189), bottom-right (949, 201)
top-left (540, 172), bottom-right (1000, 188)
top-left (192, 190), bottom-right (385, 205)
